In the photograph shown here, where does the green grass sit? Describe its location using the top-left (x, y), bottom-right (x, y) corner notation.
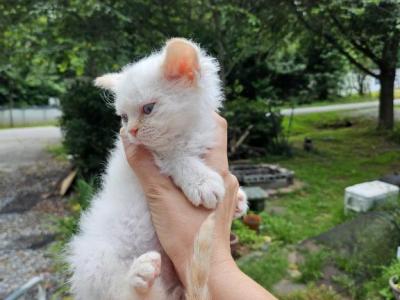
top-left (280, 89), bottom-right (400, 109)
top-left (238, 242), bottom-right (289, 290)
top-left (298, 250), bottom-right (331, 283)
top-left (0, 120), bottom-right (59, 129)
top-left (46, 143), bottom-right (69, 161)
top-left (241, 111), bottom-right (400, 295)
top-left (282, 285), bottom-right (342, 300)
top-left (267, 113), bottom-right (400, 242)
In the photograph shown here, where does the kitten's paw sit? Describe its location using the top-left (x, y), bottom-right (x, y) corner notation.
top-left (184, 170), bottom-right (225, 209)
top-left (234, 187), bottom-right (248, 218)
top-left (128, 251), bottom-right (161, 293)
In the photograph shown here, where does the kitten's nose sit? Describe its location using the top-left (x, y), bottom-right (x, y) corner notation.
top-left (129, 127), bottom-right (138, 136)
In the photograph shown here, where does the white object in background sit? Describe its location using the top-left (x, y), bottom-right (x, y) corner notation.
top-left (344, 180), bottom-right (399, 214)
top-left (397, 246), bottom-right (400, 260)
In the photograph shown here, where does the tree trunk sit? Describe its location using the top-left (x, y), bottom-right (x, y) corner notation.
top-left (378, 68), bottom-right (395, 130)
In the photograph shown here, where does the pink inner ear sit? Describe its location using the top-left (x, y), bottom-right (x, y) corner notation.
top-left (163, 39), bottom-right (199, 83)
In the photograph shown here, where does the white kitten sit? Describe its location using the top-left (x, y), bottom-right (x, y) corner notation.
top-left (67, 38), bottom-right (248, 300)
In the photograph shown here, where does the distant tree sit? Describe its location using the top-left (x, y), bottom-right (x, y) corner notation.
top-left (286, 0), bottom-right (400, 129)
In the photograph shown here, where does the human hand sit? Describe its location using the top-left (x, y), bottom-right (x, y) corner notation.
top-left (121, 114), bottom-right (238, 285)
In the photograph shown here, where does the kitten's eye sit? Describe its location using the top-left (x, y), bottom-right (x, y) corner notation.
top-left (121, 114), bottom-right (128, 123)
top-left (142, 103), bottom-right (155, 115)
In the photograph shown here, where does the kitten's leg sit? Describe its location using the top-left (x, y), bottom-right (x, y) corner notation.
top-left (162, 156), bottom-right (225, 209)
top-left (69, 237), bottom-right (166, 300)
top-left (128, 251), bottom-right (162, 294)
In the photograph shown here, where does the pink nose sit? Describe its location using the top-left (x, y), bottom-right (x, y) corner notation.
top-left (130, 128), bottom-right (138, 136)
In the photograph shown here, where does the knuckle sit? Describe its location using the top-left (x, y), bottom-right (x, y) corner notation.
top-left (226, 173), bottom-right (239, 190)
top-left (217, 115), bottom-right (228, 129)
top-left (220, 168), bottom-right (230, 178)
top-left (145, 183), bottom-right (163, 198)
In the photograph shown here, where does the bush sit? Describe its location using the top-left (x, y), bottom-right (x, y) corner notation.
top-left (60, 80), bottom-right (120, 178)
top-left (223, 98), bottom-right (291, 159)
top-left (364, 259), bottom-right (400, 300)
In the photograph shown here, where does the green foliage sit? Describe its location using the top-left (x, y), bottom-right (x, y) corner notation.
top-left (239, 243), bottom-right (288, 290)
top-left (51, 179), bottom-right (94, 298)
top-left (288, 0), bottom-right (400, 128)
top-left (60, 80), bottom-right (119, 178)
top-left (389, 125), bottom-right (400, 145)
top-left (363, 260), bottom-right (400, 300)
top-left (282, 285), bottom-right (341, 300)
top-left (298, 250), bottom-right (330, 283)
top-left (0, 0), bottom-right (352, 109)
top-left (46, 143), bottom-right (68, 161)
top-left (260, 212), bottom-right (297, 244)
top-left (232, 219), bottom-right (265, 249)
top-left (56, 179), bottom-right (94, 243)
top-left (224, 98), bottom-right (291, 158)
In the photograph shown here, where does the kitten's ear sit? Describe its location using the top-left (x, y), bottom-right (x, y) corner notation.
top-left (94, 73), bottom-right (121, 91)
top-left (163, 38), bottom-right (200, 83)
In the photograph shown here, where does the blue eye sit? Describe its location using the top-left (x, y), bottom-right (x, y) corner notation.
top-left (142, 103), bottom-right (155, 115)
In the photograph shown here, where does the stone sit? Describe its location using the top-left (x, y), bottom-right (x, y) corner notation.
top-left (14, 234), bottom-right (56, 250)
top-left (304, 210), bottom-right (400, 286)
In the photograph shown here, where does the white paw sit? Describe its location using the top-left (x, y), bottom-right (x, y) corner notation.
top-left (234, 187), bottom-right (248, 218)
top-left (128, 251), bottom-right (161, 293)
top-left (182, 169), bottom-right (225, 209)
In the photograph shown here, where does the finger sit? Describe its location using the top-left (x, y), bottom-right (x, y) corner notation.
top-left (223, 174), bottom-right (239, 218)
top-left (204, 113), bottom-right (229, 176)
top-left (120, 129), bottom-right (170, 186)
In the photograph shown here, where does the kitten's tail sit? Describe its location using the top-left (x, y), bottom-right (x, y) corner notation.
top-left (185, 212), bottom-right (216, 300)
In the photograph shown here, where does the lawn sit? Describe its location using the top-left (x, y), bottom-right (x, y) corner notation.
top-left (240, 111), bottom-right (400, 298)
top-left (0, 120), bottom-right (59, 129)
top-left (280, 89), bottom-right (400, 108)
top-left (270, 112), bottom-right (400, 241)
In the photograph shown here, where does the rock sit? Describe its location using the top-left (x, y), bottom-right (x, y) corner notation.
top-left (311, 210), bottom-right (400, 268)
top-left (0, 189), bottom-right (43, 214)
top-left (299, 209), bottom-right (400, 294)
top-left (14, 233), bottom-right (56, 250)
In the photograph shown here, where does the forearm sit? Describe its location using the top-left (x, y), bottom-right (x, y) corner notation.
top-left (209, 257), bottom-right (277, 300)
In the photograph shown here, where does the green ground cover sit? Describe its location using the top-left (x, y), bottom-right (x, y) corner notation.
top-left (0, 120), bottom-right (59, 129)
top-left (280, 89), bottom-right (400, 108)
top-left (240, 112), bottom-right (400, 298)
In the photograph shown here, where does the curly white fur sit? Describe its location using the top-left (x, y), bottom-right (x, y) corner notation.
top-left (67, 38), bottom-right (247, 300)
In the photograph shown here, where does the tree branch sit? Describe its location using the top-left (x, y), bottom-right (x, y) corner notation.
top-left (327, 10), bottom-right (382, 66)
top-left (286, 0), bottom-right (379, 78)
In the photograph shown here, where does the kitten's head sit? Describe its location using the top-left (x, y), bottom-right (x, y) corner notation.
top-left (94, 38), bottom-right (222, 149)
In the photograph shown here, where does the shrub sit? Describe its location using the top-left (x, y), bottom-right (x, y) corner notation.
top-left (223, 98), bottom-right (291, 160)
top-left (364, 259), bottom-right (400, 300)
top-left (60, 80), bottom-right (120, 178)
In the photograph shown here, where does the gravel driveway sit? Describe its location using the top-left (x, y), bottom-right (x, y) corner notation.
top-left (0, 126), bottom-right (68, 298)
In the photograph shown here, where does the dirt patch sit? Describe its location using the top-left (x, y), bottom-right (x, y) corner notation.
top-left (0, 160), bottom-right (70, 214)
top-left (316, 118), bottom-right (355, 129)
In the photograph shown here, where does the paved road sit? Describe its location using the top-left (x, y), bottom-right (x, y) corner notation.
top-left (0, 126), bottom-right (62, 172)
top-left (280, 99), bottom-right (400, 116)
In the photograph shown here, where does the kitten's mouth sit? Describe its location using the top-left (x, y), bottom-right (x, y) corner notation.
top-left (126, 135), bottom-right (142, 145)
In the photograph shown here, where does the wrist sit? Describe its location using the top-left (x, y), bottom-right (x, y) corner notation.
top-left (209, 254), bottom-right (239, 292)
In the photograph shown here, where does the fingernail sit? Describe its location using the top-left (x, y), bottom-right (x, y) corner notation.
top-left (120, 127), bottom-right (125, 135)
